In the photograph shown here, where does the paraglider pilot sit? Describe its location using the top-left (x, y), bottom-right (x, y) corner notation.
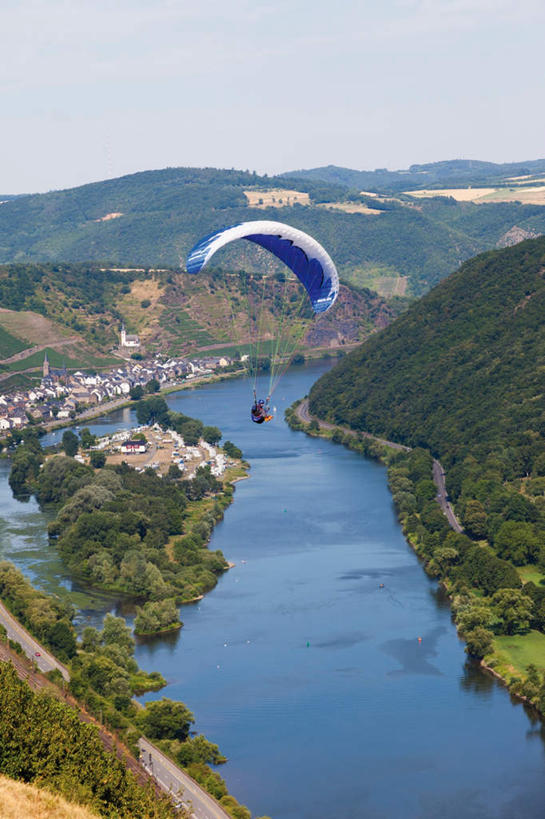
top-left (251, 391), bottom-right (272, 424)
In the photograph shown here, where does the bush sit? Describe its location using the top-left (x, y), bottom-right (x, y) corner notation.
top-left (465, 627), bottom-right (494, 658)
top-left (90, 451), bottom-right (106, 469)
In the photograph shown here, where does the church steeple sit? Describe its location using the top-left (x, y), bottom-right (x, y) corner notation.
top-left (43, 351), bottom-right (50, 379)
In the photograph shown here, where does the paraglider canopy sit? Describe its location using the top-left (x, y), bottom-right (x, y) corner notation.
top-left (186, 220), bottom-right (339, 314)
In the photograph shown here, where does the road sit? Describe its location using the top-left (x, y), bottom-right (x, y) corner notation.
top-left (0, 600), bottom-right (70, 680)
top-left (433, 458), bottom-right (463, 533)
top-left (138, 738), bottom-right (232, 819)
top-left (44, 395), bottom-right (130, 430)
top-left (296, 399), bottom-right (463, 532)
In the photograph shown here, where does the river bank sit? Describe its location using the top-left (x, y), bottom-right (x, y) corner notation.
top-left (288, 396), bottom-right (545, 723)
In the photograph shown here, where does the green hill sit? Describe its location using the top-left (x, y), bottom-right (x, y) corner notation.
top-left (2, 166), bottom-right (545, 296)
top-left (309, 235), bottom-right (545, 467)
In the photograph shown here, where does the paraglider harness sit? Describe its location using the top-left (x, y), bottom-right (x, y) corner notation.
top-left (251, 391), bottom-right (273, 424)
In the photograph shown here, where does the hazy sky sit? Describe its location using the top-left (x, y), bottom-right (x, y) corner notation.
top-left (2, 0), bottom-right (545, 193)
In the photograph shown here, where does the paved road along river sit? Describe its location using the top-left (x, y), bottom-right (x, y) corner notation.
top-left (2, 361), bottom-right (545, 818)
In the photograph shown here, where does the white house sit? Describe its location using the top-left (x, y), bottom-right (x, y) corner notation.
top-left (120, 440), bottom-right (147, 454)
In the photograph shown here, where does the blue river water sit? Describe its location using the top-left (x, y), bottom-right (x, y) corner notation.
top-left (1, 360), bottom-right (545, 818)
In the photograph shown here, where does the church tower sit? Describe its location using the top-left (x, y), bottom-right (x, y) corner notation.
top-left (120, 324), bottom-right (127, 346)
top-left (43, 351), bottom-right (50, 379)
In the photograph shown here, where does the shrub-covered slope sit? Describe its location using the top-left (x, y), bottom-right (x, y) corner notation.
top-left (310, 236), bottom-right (545, 468)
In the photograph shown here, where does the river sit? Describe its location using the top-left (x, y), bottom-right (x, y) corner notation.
top-left (1, 360), bottom-right (545, 819)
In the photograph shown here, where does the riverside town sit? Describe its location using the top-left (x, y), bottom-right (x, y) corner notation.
top-left (0, 350), bottom-right (239, 431)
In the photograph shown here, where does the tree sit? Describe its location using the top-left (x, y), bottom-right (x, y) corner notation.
top-left (492, 588), bottom-right (533, 635)
top-left (462, 500), bottom-right (488, 539)
top-left (494, 521), bottom-right (540, 565)
top-left (176, 734), bottom-right (226, 766)
top-left (456, 603), bottom-right (493, 633)
top-left (167, 464), bottom-right (181, 480)
top-left (202, 425), bottom-right (222, 445)
top-left (135, 598), bottom-right (181, 635)
top-left (81, 626), bottom-right (101, 652)
top-left (415, 478), bottom-right (436, 508)
top-left (79, 428), bottom-right (97, 449)
top-left (223, 441), bottom-right (242, 459)
top-left (130, 384), bottom-right (144, 400)
top-left (432, 546), bottom-right (459, 574)
top-left (135, 698), bottom-right (194, 741)
top-left (179, 420), bottom-right (203, 446)
top-left (101, 613), bottom-right (135, 653)
top-left (145, 378), bottom-right (160, 393)
top-left (465, 627), bottom-right (494, 658)
top-left (90, 451), bottom-right (106, 469)
top-left (61, 430), bottom-right (79, 457)
top-left (46, 620), bottom-right (77, 660)
top-left (135, 397), bottom-right (169, 426)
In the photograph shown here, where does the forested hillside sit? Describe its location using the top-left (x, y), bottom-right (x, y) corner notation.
top-left (2, 166), bottom-right (545, 296)
top-left (310, 235), bottom-right (545, 467)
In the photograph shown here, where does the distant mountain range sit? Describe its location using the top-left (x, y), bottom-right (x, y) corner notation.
top-left (282, 158), bottom-right (545, 193)
top-left (1, 164), bottom-right (545, 300)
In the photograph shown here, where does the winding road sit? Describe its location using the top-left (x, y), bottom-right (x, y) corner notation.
top-left (296, 399), bottom-right (463, 533)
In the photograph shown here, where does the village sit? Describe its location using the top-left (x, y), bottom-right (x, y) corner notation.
top-left (77, 423), bottom-right (230, 479)
top-left (0, 349), bottom-right (240, 433)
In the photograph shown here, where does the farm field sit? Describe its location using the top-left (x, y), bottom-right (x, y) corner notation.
top-left (406, 184), bottom-right (545, 205)
top-left (0, 324), bottom-right (29, 359)
top-left (317, 201), bottom-right (383, 215)
top-left (0, 308), bottom-right (73, 349)
top-left (244, 188), bottom-right (310, 207)
top-left (341, 263), bottom-right (408, 297)
top-left (0, 346), bottom-right (118, 373)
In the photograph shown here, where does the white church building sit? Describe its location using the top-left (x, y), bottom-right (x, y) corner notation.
top-left (120, 324), bottom-right (140, 348)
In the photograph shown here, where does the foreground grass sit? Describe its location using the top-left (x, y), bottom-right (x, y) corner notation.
top-left (0, 775), bottom-right (99, 819)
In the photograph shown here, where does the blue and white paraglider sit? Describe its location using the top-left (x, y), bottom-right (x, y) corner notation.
top-left (186, 220), bottom-right (339, 424)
